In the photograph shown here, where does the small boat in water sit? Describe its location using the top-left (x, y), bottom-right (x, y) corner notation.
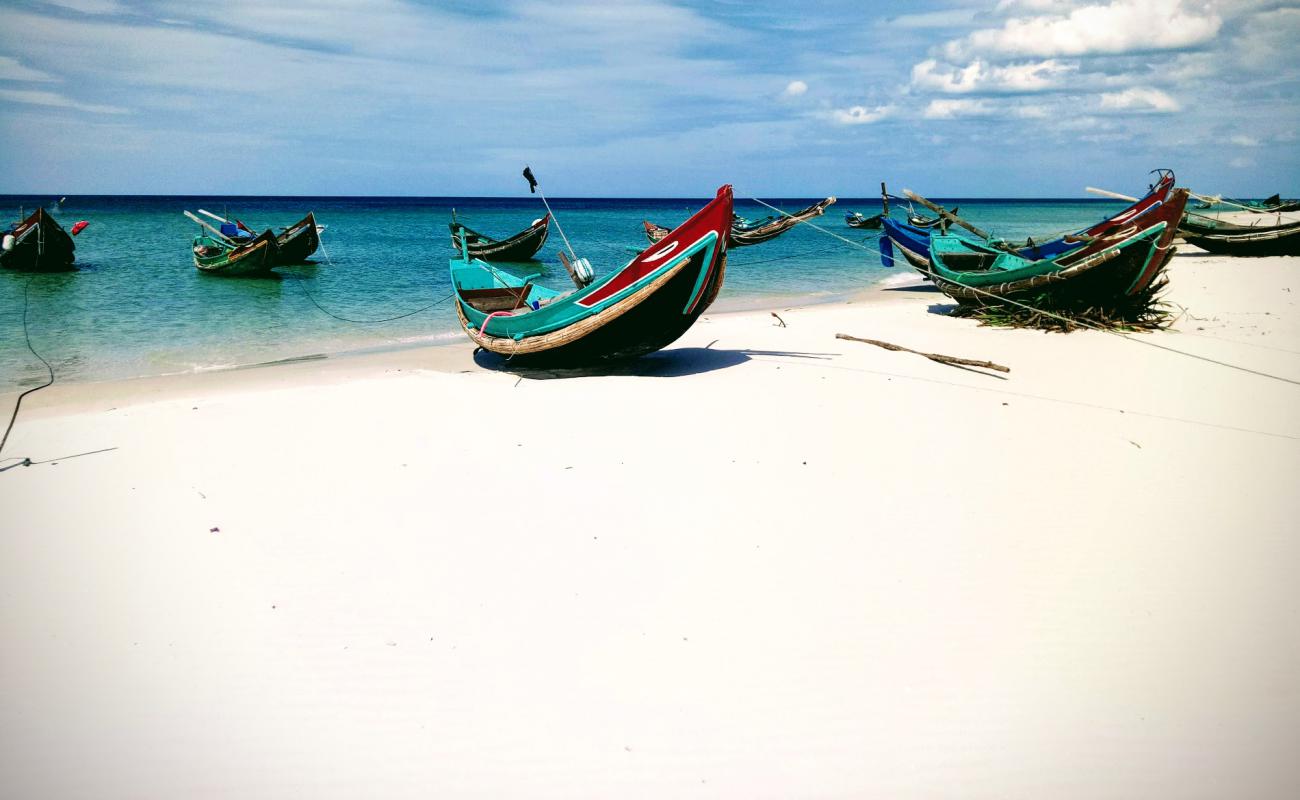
top-left (269, 212), bottom-right (322, 263)
top-left (185, 211), bottom-right (279, 276)
top-left (845, 211), bottom-right (883, 230)
top-left (452, 186), bottom-right (732, 366)
top-left (644, 196), bottom-right (834, 248)
top-left (1, 208), bottom-right (77, 272)
top-left (449, 212), bottom-right (550, 262)
top-left (197, 209), bottom-right (322, 264)
top-left (191, 231), bottom-right (279, 276)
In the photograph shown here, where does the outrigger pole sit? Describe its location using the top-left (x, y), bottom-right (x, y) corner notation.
top-left (522, 166), bottom-right (578, 264)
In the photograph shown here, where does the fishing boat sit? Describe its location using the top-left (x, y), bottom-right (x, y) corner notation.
top-left (185, 211), bottom-right (278, 276)
top-left (907, 208), bottom-right (956, 229)
top-left (1179, 216), bottom-right (1300, 256)
top-left (643, 196), bottom-right (834, 248)
top-left (449, 213), bottom-right (550, 262)
top-left (924, 187), bottom-right (1189, 306)
top-left (196, 209), bottom-right (322, 264)
top-left (452, 185), bottom-right (732, 366)
top-left (271, 212), bottom-right (322, 263)
top-left (883, 171), bottom-right (1179, 275)
top-left (1, 208), bottom-right (77, 272)
top-left (1199, 193), bottom-right (1300, 214)
top-left (845, 211), bottom-right (883, 230)
top-left (191, 231), bottom-right (279, 276)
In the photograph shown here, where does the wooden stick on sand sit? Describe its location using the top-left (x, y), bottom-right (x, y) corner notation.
top-left (836, 333), bottom-right (1011, 373)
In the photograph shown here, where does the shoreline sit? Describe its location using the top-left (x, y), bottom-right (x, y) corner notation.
top-left (0, 278), bottom-right (899, 416)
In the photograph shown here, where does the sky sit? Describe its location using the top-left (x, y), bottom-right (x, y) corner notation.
top-left (1, 0), bottom-right (1298, 197)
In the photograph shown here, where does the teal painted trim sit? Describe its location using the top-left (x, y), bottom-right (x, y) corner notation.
top-left (452, 230), bottom-right (720, 339)
top-left (682, 234), bottom-right (720, 313)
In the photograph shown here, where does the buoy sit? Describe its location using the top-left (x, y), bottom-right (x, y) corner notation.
top-left (573, 257), bottom-right (594, 286)
top-left (2, 234), bottom-right (14, 252)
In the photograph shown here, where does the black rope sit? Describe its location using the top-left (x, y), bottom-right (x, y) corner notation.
top-left (286, 272), bottom-right (454, 324)
top-left (1, 276), bottom-right (55, 467)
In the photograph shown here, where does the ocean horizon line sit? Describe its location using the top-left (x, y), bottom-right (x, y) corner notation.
top-left (1, 193), bottom-right (1137, 204)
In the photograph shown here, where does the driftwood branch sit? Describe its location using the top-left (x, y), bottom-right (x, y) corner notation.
top-left (836, 333), bottom-right (1010, 373)
top-left (771, 312), bottom-right (786, 327)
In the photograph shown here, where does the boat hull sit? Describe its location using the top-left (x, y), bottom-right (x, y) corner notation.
top-left (451, 215), bottom-right (550, 262)
top-left (845, 213), bottom-right (883, 230)
top-left (192, 233), bottom-right (276, 276)
top-left (274, 212), bottom-right (321, 263)
top-left (1, 208), bottom-right (76, 272)
top-left (881, 172), bottom-right (1179, 277)
top-left (458, 249), bottom-right (726, 366)
top-left (644, 196), bottom-right (833, 248)
top-left (454, 187), bottom-right (732, 366)
top-left (928, 189), bottom-right (1189, 305)
top-left (1181, 221), bottom-right (1300, 257)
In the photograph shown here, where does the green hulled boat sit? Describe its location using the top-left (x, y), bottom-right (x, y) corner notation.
top-left (191, 231), bottom-right (278, 276)
top-left (926, 188), bottom-right (1189, 305)
top-left (452, 185), bottom-right (733, 366)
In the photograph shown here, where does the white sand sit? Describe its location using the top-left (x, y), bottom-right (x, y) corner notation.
top-left (2, 250), bottom-right (1298, 798)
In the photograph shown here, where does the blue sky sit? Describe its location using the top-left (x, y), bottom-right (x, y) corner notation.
top-left (1, 0), bottom-right (1297, 197)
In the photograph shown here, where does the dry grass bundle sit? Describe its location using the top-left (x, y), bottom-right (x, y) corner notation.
top-left (948, 277), bottom-right (1176, 333)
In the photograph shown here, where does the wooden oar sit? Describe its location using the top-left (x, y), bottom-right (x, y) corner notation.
top-left (183, 211), bottom-right (238, 246)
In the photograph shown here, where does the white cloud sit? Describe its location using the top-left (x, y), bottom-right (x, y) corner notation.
top-left (831, 104), bottom-right (892, 124)
top-left (50, 0), bottom-right (124, 12)
top-left (783, 80), bottom-right (807, 97)
top-left (1098, 87), bottom-right (1180, 113)
top-left (922, 98), bottom-right (996, 119)
top-left (1231, 6), bottom-right (1300, 71)
top-left (0, 56), bottom-right (55, 82)
top-left (1229, 135), bottom-right (1260, 146)
top-left (911, 58), bottom-right (1074, 94)
top-left (945, 0), bottom-right (1222, 60)
top-left (0, 88), bottom-right (127, 114)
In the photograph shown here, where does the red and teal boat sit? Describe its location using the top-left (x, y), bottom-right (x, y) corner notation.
top-left (926, 187), bottom-right (1189, 305)
top-left (881, 171), bottom-right (1179, 275)
top-left (452, 185), bottom-right (732, 365)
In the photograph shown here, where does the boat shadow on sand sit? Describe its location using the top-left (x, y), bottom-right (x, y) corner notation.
top-left (472, 345), bottom-right (836, 379)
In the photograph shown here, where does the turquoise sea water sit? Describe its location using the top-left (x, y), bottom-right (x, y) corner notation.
top-left (1, 195), bottom-right (1131, 386)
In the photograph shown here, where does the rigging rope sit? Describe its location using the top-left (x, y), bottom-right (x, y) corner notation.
top-left (1, 276), bottom-right (56, 468)
top-left (287, 230), bottom-right (456, 324)
top-left (749, 196), bottom-right (1300, 387)
top-left (287, 272), bottom-right (455, 324)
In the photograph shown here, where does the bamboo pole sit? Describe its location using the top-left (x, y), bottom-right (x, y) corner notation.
top-left (1085, 186), bottom-right (1139, 203)
top-left (903, 190), bottom-right (1003, 245)
top-left (183, 211), bottom-right (237, 245)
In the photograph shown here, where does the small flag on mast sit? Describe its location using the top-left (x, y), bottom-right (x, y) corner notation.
top-left (522, 166), bottom-right (538, 194)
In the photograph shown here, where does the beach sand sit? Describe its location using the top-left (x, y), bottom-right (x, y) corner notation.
top-left (2, 249), bottom-right (1298, 798)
